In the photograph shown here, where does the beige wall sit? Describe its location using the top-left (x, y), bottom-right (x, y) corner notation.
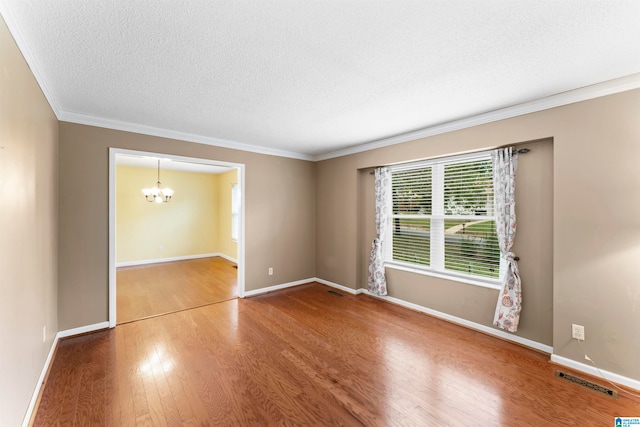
top-left (316, 154), bottom-right (360, 286)
top-left (216, 169), bottom-right (239, 260)
top-left (317, 90), bottom-right (640, 381)
top-left (116, 166), bottom-right (219, 263)
top-left (58, 123), bottom-right (316, 330)
top-left (0, 16), bottom-right (58, 426)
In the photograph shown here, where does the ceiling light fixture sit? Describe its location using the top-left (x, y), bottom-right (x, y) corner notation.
top-left (142, 160), bottom-right (174, 203)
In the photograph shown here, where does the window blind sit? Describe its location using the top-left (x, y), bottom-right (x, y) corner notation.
top-left (388, 154), bottom-right (501, 281)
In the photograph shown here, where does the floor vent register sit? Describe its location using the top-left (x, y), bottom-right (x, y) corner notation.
top-left (555, 370), bottom-right (618, 399)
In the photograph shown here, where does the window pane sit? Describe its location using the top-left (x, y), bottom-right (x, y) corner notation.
top-left (388, 155), bottom-right (500, 282)
top-left (392, 218), bottom-right (430, 266)
top-left (392, 168), bottom-right (432, 215)
top-left (444, 219), bottom-right (500, 278)
top-left (444, 160), bottom-right (492, 216)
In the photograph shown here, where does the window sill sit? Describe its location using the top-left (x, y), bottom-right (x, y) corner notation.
top-left (384, 261), bottom-right (502, 290)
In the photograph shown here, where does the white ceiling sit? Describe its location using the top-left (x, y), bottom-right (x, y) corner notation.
top-left (1, 1), bottom-right (640, 160)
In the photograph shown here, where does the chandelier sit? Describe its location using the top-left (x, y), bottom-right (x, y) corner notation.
top-left (142, 160), bottom-right (174, 203)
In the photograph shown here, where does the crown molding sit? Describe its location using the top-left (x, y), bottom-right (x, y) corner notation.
top-left (53, 70), bottom-right (640, 162)
top-left (59, 111), bottom-right (314, 161)
top-left (313, 72), bottom-right (640, 161)
top-left (0, 5), bottom-right (62, 119)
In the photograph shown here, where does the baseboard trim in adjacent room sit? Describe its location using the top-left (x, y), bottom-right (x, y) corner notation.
top-left (215, 253), bottom-right (238, 264)
top-left (550, 354), bottom-right (640, 392)
top-left (116, 253), bottom-right (220, 267)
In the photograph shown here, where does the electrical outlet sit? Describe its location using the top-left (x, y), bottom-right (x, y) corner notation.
top-left (42, 325), bottom-right (46, 343)
top-left (572, 324), bottom-right (585, 341)
top-left (159, 245), bottom-right (164, 252)
top-left (268, 267), bottom-right (273, 276)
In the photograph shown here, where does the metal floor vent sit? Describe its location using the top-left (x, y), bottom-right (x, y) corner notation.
top-left (555, 370), bottom-right (618, 399)
top-left (328, 290), bottom-right (344, 297)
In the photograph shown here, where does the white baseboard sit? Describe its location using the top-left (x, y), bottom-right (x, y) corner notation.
top-left (243, 278), bottom-right (316, 297)
top-left (312, 277), bottom-right (553, 354)
top-left (551, 354), bottom-right (640, 392)
top-left (244, 277), bottom-right (366, 298)
top-left (215, 275), bottom-right (554, 354)
top-left (21, 321), bottom-right (111, 426)
top-left (215, 253), bottom-right (238, 264)
top-left (116, 253), bottom-right (220, 267)
top-left (313, 278), bottom-right (362, 295)
top-left (250, 277), bottom-right (551, 354)
top-left (21, 334), bottom-right (59, 427)
top-left (361, 288), bottom-right (553, 353)
top-left (57, 321), bottom-right (110, 339)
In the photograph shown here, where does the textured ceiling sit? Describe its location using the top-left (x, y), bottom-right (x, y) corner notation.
top-left (2, 1), bottom-right (640, 159)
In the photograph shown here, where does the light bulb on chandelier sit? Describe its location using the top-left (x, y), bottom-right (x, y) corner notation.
top-left (142, 160), bottom-right (173, 203)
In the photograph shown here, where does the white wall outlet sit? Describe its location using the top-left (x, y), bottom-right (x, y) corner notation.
top-left (268, 267), bottom-right (273, 276)
top-left (42, 325), bottom-right (46, 343)
top-left (159, 245), bottom-right (164, 252)
top-left (572, 323), bottom-right (585, 341)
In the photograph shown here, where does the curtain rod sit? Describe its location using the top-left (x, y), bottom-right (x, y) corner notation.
top-left (369, 147), bottom-right (530, 174)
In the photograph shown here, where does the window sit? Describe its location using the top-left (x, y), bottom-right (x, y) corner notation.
top-left (231, 183), bottom-right (240, 241)
top-left (387, 153), bottom-right (502, 283)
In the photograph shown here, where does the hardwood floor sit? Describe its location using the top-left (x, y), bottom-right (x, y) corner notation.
top-left (116, 257), bottom-right (237, 324)
top-left (34, 283), bottom-right (639, 426)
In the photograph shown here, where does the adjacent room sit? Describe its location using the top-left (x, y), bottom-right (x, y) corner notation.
top-left (114, 153), bottom-right (240, 324)
top-left (1, 1), bottom-right (639, 426)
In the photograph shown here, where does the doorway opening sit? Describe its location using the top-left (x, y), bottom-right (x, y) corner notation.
top-left (108, 148), bottom-right (245, 327)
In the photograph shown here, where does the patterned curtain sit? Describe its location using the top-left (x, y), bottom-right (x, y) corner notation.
top-left (368, 167), bottom-right (390, 296)
top-left (492, 147), bottom-right (521, 332)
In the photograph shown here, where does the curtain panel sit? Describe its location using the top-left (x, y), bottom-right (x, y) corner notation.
top-left (368, 167), bottom-right (390, 296)
top-left (492, 148), bottom-right (522, 332)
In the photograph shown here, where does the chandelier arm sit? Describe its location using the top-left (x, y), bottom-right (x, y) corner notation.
top-left (142, 159), bottom-right (172, 203)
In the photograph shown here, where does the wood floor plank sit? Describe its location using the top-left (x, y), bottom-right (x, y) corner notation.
top-left (88, 337), bottom-right (107, 427)
top-left (56, 338), bottom-right (87, 424)
top-left (186, 307), bottom-right (264, 425)
top-left (148, 337), bottom-right (193, 426)
top-left (122, 324), bottom-right (152, 426)
top-left (117, 326), bottom-right (137, 427)
top-left (155, 316), bottom-right (211, 425)
top-left (33, 283), bottom-right (640, 426)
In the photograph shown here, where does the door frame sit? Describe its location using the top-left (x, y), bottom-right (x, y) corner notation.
top-left (108, 147), bottom-right (246, 328)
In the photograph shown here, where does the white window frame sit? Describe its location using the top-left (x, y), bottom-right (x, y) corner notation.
top-left (384, 151), bottom-right (504, 290)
